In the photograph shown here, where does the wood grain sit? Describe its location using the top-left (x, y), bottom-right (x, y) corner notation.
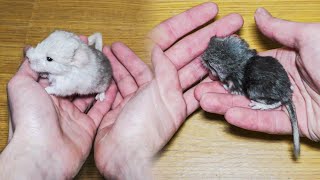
top-left (0, 0), bottom-right (320, 179)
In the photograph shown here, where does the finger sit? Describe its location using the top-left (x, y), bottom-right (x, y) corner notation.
top-left (149, 2), bottom-right (218, 50)
top-left (98, 93), bottom-right (135, 133)
top-left (184, 86), bottom-right (199, 116)
top-left (112, 92), bottom-right (123, 109)
top-left (194, 81), bottom-right (228, 101)
top-left (199, 92), bottom-right (251, 115)
top-left (151, 44), bottom-right (189, 123)
top-left (258, 49), bottom-right (277, 57)
top-left (87, 82), bottom-right (118, 127)
top-left (152, 44), bottom-right (180, 90)
top-left (183, 77), bottom-right (212, 116)
top-left (15, 58), bottom-right (39, 80)
top-left (97, 108), bottom-right (121, 133)
top-left (208, 72), bottom-right (219, 81)
top-left (166, 13), bottom-right (244, 69)
top-left (23, 46), bottom-right (48, 85)
top-left (17, 46), bottom-right (38, 79)
top-left (178, 56), bottom-right (208, 91)
top-left (111, 93), bottom-right (134, 112)
top-left (255, 7), bottom-right (306, 49)
top-left (111, 42), bottom-right (153, 86)
top-left (79, 35), bottom-right (88, 44)
top-left (96, 99), bottom-right (131, 139)
top-left (72, 94), bottom-right (95, 113)
top-left (103, 46), bottom-right (138, 97)
top-left (8, 114), bottom-right (13, 142)
top-left (225, 107), bottom-right (292, 135)
top-left (38, 78), bottom-right (50, 88)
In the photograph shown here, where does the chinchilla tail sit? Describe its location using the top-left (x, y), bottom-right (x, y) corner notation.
top-left (88, 32), bottom-right (103, 51)
top-left (285, 100), bottom-right (300, 159)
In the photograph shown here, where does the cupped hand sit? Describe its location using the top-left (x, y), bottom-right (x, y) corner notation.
top-left (1, 46), bottom-right (117, 179)
top-left (93, 2), bottom-right (244, 179)
top-left (195, 7), bottom-right (320, 141)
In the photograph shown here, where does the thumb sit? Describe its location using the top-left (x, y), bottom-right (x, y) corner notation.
top-left (16, 47), bottom-right (39, 81)
top-left (151, 44), bottom-right (177, 78)
top-left (225, 107), bottom-right (292, 135)
top-left (255, 7), bottom-right (306, 49)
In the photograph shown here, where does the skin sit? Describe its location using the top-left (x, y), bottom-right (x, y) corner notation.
top-left (93, 3), bottom-right (244, 178)
top-left (0, 47), bottom-right (118, 179)
top-left (1, 3), bottom-right (319, 180)
top-left (195, 8), bottom-right (320, 141)
top-left (0, 2), bottom-right (243, 179)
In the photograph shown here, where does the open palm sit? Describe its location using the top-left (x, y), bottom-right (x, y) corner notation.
top-left (5, 55), bottom-right (116, 178)
top-left (195, 8), bottom-right (320, 141)
top-left (93, 2), bottom-right (244, 178)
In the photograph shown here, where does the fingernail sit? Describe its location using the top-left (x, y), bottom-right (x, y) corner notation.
top-left (256, 7), bottom-right (268, 16)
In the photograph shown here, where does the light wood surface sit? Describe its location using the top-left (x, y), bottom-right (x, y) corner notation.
top-left (0, 0), bottom-right (320, 179)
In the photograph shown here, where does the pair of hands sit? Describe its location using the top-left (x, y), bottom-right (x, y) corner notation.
top-left (195, 7), bottom-right (320, 141)
top-left (1, 2), bottom-right (320, 179)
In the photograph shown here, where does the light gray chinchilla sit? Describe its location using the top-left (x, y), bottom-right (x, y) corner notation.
top-left (26, 30), bottom-right (112, 101)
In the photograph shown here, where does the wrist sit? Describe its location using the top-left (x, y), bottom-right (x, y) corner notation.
top-left (0, 136), bottom-right (67, 180)
top-left (103, 154), bottom-right (152, 179)
top-left (95, 141), bottom-right (153, 179)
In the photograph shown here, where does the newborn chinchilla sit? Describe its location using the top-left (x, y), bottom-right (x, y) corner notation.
top-left (26, 30), bottom-right (112, 101)
top-left (202, 35), bottom-right (300, 159)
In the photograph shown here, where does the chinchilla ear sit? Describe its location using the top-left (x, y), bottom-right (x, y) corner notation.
top-left (88, 32), bottom-right (103, 51)
top-left (26, 47), bottom-right (35, 60)
top-left (71, 48), bottom-right (90, 68)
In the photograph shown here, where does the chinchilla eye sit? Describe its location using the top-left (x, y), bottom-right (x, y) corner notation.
top-left (47, 57), bottom-right (53, 62)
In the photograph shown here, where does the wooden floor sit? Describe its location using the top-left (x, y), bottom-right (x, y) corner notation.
top-left (1, 0), bottom-right (320, 179)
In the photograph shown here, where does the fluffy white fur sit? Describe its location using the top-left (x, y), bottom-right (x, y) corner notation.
top-left (249, 100), bottom-right (282, 110)
top-left (26, 30), bottom-right (112, 101)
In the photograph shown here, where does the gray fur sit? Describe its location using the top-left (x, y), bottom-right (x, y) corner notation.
top-left (202, 35), bottom-right (257, 94)
top-left (91, 47), bottom-right (112, 92)
top-left (202, 35), bottom-right (300, 159)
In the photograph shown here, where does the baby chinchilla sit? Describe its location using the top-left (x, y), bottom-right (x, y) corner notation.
top-left (202, 35), bottom-right (257, 95)
top-left (26, 30), bottom-right (112, 101)
top-left (202, 35), bottom-right (300, 159)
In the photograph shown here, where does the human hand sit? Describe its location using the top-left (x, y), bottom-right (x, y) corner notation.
top-left (0, 45), bottom-right (117, 179)
top-left (195, 7), bottom-right (320, 141)
top-left (93, 2), bottom-right (244, 179)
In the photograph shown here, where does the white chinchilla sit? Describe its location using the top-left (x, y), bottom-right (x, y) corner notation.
top-left (26, 30), bottom-right (112, 101)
